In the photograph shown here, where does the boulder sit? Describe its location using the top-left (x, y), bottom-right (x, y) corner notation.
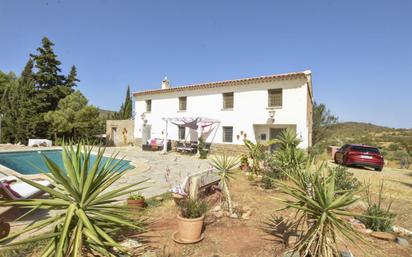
top-left (370, 231), bottom-right (396, 241)
top-left (345, 200), bottom-right (368, 211)
top-left (392, 225), bottom-right (412, 237)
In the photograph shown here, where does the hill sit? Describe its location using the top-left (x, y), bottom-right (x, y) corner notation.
top-left (318, 122), bottom-right (412, 167)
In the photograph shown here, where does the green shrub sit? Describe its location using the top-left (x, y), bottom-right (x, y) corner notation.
top-left (329, 165), bottom-right (361, 192)
top-left (128, 193), bottom-right (145, 201)
top-left (178, 199), bottom-right (208, 219)
top-left (359, 182), bottom-right (396, 232)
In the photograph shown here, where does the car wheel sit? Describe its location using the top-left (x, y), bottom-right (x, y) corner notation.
top-left (374, 167), bottom-right (383, 172)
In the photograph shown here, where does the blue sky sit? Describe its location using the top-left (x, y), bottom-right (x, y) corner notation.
top-left (1, 0), bottom-right (411, 128)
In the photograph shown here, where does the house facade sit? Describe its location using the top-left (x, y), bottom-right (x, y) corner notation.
top-left (133, 71), bottom-right (313, 153)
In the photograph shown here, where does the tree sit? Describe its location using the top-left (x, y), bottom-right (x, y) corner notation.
top-left (30, 37), bottom-right (73, 112)
top-left (21, 58), bottom-right (34, 82)
top-left (312, 102), bottom-right (338, 146)
top-left (116, 85), bottom-right (133, 119)
top-left (45, 91), bottom-right (104, 140)
top-left (1, 79), bottom-right (38, 144)
top-left (65, 65), bottom-right (80, 88)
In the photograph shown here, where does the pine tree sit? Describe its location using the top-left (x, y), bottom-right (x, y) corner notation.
top-left (30, 37), bottom-right (65, 90)
top-left (21, 58), bottom-right (34, 82)
top-left (65, 65), bottom-right (80, 88)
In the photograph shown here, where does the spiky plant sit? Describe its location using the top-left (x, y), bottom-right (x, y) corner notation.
top-left (273, 165), bottom-right (369, 257)
top-left (210, 154), bottom-right (239, 214)
top-left (0, 144), bottom-right (148, 257)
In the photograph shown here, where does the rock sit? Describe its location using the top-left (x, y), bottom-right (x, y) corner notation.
top-left (370, 231), bottom-right (396, 241)
top-left (229, 213), bottom-right (238, 219)
top-left (396, 237), bottom-right (410, 246)
top-left (241, 209), bottom-right (253, 220)
top-left (358, 228), bottom-right (373, 234)
top-left (214, 210), bottom-right (224, 218)
top-left (283, 251), bottom-right (299, 257)
top-left (212, 205), bottom-right (222, 212)
top-left (340, 251), bottom-right (355, 257)
top-left (392, 225), bottom-right (412, 237)
top-left (120, 238), bottom-right (143, 249)
top-left (287, 235), bottom-right (299, 246)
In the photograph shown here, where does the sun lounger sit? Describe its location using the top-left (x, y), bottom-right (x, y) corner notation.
top-left (0, 175), bottom-right (52, 200)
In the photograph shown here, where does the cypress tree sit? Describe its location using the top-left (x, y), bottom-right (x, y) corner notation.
top-left (118, 85), bottom-right (132, 119)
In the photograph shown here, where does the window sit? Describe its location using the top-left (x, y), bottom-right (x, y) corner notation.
top-left (222, 126), bottom-right (233, 143)
top-left (146, 100), bottom-right (152, 112)
top-left (179, 96), bottom-right (187, 111)
top-left (268, 89), bottom-right (282, 107)
top-left (223, 92), bottom-right (234, 109)
top-left (178, 126), bottom-right (186, 140)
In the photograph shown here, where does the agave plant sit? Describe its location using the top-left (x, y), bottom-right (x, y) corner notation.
top-left (273, 164), bottom-right (370, 257)
top-left (210, 154), bottom-right (239, 214)
top-left (0, 144), bottom-right (148, 257)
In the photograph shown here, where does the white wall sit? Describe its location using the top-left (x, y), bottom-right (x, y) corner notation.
top-left (134, 78), bottom-right (311, 148)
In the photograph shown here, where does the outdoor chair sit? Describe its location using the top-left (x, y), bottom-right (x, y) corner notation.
top-left (0, 175), bottom-right (52, 200)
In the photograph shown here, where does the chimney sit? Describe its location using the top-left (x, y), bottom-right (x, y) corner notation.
top-left (161, 76), bottom-right (170, 89)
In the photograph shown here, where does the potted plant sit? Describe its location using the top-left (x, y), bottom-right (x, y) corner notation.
top-left (174, 198), bottom-right (208, 243)
top-left (127, 193), bottom-right (145, 210)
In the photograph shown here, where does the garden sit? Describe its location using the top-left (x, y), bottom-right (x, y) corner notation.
top-left (0, 130), bottom-right (412, 257)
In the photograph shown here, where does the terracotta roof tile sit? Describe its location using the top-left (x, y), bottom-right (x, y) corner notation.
top-left (133, 70), bottom-right (311, 97)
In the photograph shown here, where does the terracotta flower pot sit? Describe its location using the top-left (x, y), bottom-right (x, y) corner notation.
top-left (177, 214), bottom-right (205, 242)
top-left (127, 199), bottom-right (145, 211)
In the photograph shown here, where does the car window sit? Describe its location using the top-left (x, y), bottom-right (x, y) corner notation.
top-left (350, 146), bottom-right (380, 154)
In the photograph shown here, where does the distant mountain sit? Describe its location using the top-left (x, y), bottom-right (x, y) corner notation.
top-left (98, 109), bottom-right (116, 119)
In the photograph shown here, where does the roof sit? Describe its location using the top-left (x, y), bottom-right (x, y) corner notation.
top-left (133, 70), bottom-right (312, 97)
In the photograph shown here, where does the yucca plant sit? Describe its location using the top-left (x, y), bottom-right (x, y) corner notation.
top-left (273, 164), bottom-right (369, 257)
top-left (210, 154), bottom-right (239, 214)
top-left (0, 144), bottom-right (148, 257)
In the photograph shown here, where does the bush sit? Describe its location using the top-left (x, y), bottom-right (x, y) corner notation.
top-left (329, 165), bottom-right (361, 192)
top-left (178, 199), bottom-right (208, 219)
top-left (198, 137), bottom-right (208, 159)
top-left (359, 182), bottom-right (396, 232)
top-left (360, 204), bottom-right (396, 232)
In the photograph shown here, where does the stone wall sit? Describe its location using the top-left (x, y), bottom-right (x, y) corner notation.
top-left (209, 143), bottom-right (248, 156)
top-left (106, 120), bottom-right (135, 146)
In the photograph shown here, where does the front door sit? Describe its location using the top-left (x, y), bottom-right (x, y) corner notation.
top-left (269, 128), bottom-right (285, 153)
top-left (142, 124), bottom-right (151, 144)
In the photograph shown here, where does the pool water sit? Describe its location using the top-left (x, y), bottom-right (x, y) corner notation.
top-left (0, 150), bottom-right (132, 175)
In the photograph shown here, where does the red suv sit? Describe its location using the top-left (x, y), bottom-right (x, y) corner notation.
top-left (334, 144), bottom-right (384, 171)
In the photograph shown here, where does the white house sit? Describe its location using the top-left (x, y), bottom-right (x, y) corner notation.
top-left (133, 70), bottom-right (313, 152)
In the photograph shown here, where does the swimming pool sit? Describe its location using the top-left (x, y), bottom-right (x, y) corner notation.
top-left (0, 150), bottom-right (132, 175)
